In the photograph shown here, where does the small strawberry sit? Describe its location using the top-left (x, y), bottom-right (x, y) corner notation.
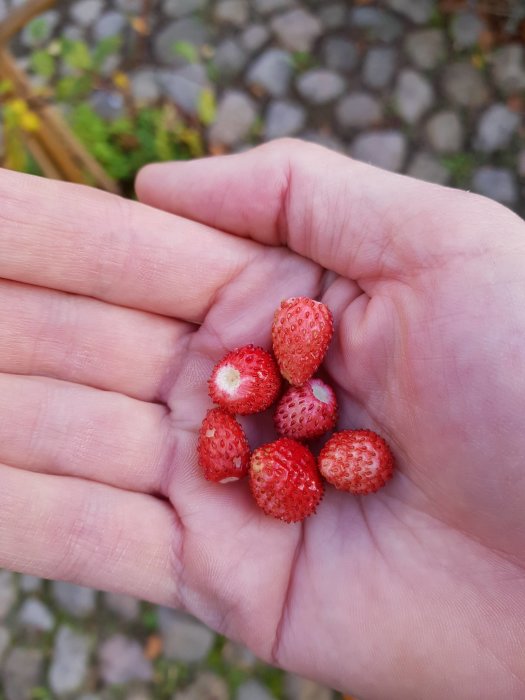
top-left (318, 429), bottom-right (394, 495)
top-left (249, 438), bottom-right (323, 522)
top-left (209, 345), bottom-right (281, 415)
top-left (198, 408), bottom-right (250, 483)
top-left (272, 297), bottom-right (334, 386)
top-left (275, 378), bottom-right (337, 440)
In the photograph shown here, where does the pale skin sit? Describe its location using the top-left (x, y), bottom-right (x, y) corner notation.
top-left (0, 139), bottom-right (524, 699)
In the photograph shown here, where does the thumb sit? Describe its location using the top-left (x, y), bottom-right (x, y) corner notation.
top-left (135, 139), bottom-right (518, 283)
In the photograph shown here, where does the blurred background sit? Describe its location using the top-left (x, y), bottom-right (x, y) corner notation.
top-left (0, 0), bottom-right (524, 698)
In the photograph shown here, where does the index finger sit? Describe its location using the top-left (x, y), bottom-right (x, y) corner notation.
top-left (0, 168), bottom-right (260, 322)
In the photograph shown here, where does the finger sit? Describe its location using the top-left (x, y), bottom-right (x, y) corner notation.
top-left (0, 280), bottom-right (190, 401)
top-left (0, 463), bottom-right (178, 605)
top-left (0, 168), bottom-right (259, 322)
top-left (0, 374), bottom-right (172, 494)
top-left (136, 140), bottom-right (523, 283)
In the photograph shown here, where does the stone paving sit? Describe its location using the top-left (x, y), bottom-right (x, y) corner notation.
top-left (0, 0), bottom-right (525, 698)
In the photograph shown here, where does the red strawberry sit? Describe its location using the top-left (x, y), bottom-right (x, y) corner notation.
top-left (275, 378), bottom-right (337, 440)
top-left (197, 408), bottom-right (250, 483)
top-left (249, 438), bottom-right (323, 523)
top-left (209, 345), bottom-right (281, 415)
top-left (318, 429), bottom-right (394, 495)
top-left (272, 297), bottom-right (334, 385)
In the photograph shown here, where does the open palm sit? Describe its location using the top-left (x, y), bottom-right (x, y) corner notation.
top-left (1, 141), bottom-right (524, 700)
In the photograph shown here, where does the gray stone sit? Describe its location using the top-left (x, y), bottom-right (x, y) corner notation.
top-left (296, 69), bottom-right (345, 104)
top-left (349, 6), bottom-right (403, 42)
top-left (247, 48), bottom-right (293, 97)
top-left (114, 0), bottom-right (143, 11)
top-left (49, 626), bottom-right (90, 696)
top-left (98, 635), bottom-right (153, 685)
top-left (443, 62), bottom-right (489, 108)
top-left (157, 608), bottom-right (215, 662)
top-left (394, 69), bottom-right (434, 124)
top-left (319, 3), bottom-right (347, 29)
top-left (237, 680), bottom-right (275, 700)
top-left (408, 152), bottom-right (450, 186)
top-left (154, 17), bottom-right (209, 65)
top-left (271, 9), bottom-right (322, 52)
top-left (90, 89), bottom-right (125, 119)
top-left (300, 131), bottom-right (344, 153)
top-left (70, 0), bottom-right (103, 27)
top-left (335, 92), bottom-right (383, 131)
top-left (131, 69), bottom-right (161, 103)
top-left (17, 598), bottom-right (54, 632)
top-left (491, 45), bottom-right (525, 95)
top-left (265, 100), bottom-right (306, 139)
top-left (93, 11), bottom-right (126, 41)
top-left (0, 571), bottom-right (16, 619)
top-left (0, 0), bottom-right (7, 21)
top-left (450, 11), bottom-right (485, 49)
top-left (284, 674), bottom-right (334, 700)
top-left (175, 672), bottom-right (229, 700)
top-left (162, 0), bottom-right (206, 17)
top-left (21, 10), bottom-right (59, 47)
top-left (475, 104), bottom-right (520, 152)
top-left (19, 575), bottom-right (42, 593)
top-left (472, 167), bottom-right (518, 205)
top-left (405, 29), bottom-right (446, 70)
top-left (385, 0), bottom-right (435, 24)
top-left (425, 110), bottom-right (463, 153)
top-left (159, 63), bottom-right (209, 115)
top-left (254, 0), bottom-right (296, 14)
top-left (103, 592), bottom-right (140, 621)
top-left (0, 626), bottom-right (10, 659)
top-left (362, 47), bottom-right (397, 89)
top-left (322, 37), bottom-right (358, 73)
top-left (351, 130), bottom-right (407, 172)
top-left (213, 39), bottom-right (247, 80)
top-left (208, 90), bottom-right (257, 146)
top-left (214, 0), bottom-right (249, 27)
top-left (51, 581), bottom-right (96, 618)
top-left (241, 24), bottom-right (270, 53)
top-left (3, 648), bottom-right (44, 700)
top-left (62, 24), bottom-right (85, 41)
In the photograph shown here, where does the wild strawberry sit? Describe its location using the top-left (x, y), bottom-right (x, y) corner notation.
top-left (249, 438), bottom-right (323, 523)
top-left (272, 297), bottom-right (334, 385)
top-left (209, 345), bottom-right (281, 415)
top-left (275, 378), bottom-right (337, 440)
top-left (318, 429), bottom-right (394, 495)
top-left (197, 408), bottom-right (250, 483)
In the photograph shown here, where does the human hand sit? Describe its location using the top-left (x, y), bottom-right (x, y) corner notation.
top-left (0, 139), bottom-right (524, 700)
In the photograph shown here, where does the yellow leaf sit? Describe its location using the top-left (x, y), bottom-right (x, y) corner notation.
top-left (20, 111), bottom-right (40, 133)
top-left (113, 71), bottom-right (130, 90)
top-left (130, 16), bottom-right (149, 35)
top-left (8, 98), bottom-right (28, 117)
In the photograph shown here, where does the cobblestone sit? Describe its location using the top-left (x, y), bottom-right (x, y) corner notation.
top-left (474, 104), bottom-right (520, 153)
top-left (247, 48), bottom-right (293, 97)
top-left (405, 29), bottom-right (445, 70)
top-left (296, 69), bottom-right (345, 104)
top-left (271, 9), bottom-right (322, 52)
top-left (336, 92), bottom-right (383, 131)
top-left (443, 62), bottom-right (490, 108)
top-left (98, 634), bottom-right (153, 685)
top-left (394, 69), bottom-right (434, 124)
top-left (362, 46), bottom-right (397, 89)
top-left (48, 626), bottom-right (90, 695)
top-left (472, 167), bottom-right (518, 205)
top-left (351, 130), bottom-right (407, 172)
top-left (265, 99), bottom-right (306, 139)
top-left (425, 110), bottom-right (463, 153)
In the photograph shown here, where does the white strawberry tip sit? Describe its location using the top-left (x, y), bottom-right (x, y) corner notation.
top-left (215, 364), bottom-right (242, 395)
top-left (219, 476), bottom-right (240, 484)
top-left (311, 379), bottom-right (332, 404)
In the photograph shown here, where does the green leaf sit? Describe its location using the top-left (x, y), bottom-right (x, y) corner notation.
top-left (171, 40), bottom-right (199, 63)
top-left (62, 40), bottom-right (92, 71)
top-left (92, 35), bottom-right (122, 69)
top-left (55, 74), bottom-right (93, 101)
top-left (197, 87), bottom-right (216, 126)
top-left (0, 79), bottom-right (13, 95)
top-left (27, 17), bottom-right (48, 44)
top-left (30, 49), bottom-right (55, 79)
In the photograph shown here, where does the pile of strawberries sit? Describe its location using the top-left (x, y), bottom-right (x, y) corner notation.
top-left (197, 297), bottom-right (394, 523)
